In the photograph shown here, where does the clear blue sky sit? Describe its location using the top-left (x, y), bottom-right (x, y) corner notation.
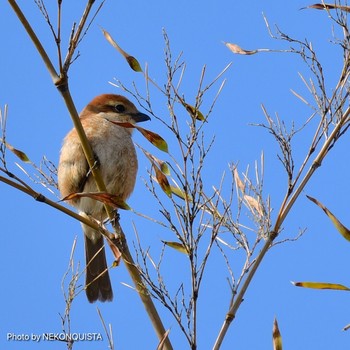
top-left (1, 1), bottom-right (349, 349)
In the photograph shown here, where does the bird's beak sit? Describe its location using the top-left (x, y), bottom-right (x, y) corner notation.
top-left (130, 112), bottom-right (151, 123)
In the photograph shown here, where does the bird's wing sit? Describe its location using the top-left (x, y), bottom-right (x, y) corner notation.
top-left (58, 133), bottom-right (91, 198)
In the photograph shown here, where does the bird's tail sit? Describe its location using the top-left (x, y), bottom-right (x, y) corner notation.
top-left (83, 225), bottom-right (113, 303)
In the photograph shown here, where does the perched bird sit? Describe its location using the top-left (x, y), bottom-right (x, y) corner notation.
top-left (58, 94), bottom-right (150, 303)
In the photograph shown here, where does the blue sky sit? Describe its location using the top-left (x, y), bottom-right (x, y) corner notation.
top-left (1, 1), bottom-right (349, 349)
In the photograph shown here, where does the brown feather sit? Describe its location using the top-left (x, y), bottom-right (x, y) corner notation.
top-left (84, 233), bottom-right (113, 303)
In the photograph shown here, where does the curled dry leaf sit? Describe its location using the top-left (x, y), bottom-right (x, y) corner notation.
top-left (101, 28), bottom-right (142, 72)
top-left (61, 192), bottom-right (131, 210)
top-left (224, 42), bottom-right (258, 55)
top-left (273, 318), bottom-right (282, 350)
top-left (307, 195), bottom-right (350, 242)
top-left (162, 240), bottom-right (188, 254)
top-left (292, 281), bottom-right (350, 291)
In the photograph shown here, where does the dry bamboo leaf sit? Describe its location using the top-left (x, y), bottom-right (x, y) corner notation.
top-left (244, 194), bottom-right (264, 216)
top-left (107, 120), bottom-right (169, 152)
top-left (307, 195), bottom-right (350, 242)
top-left (224, 42), bottom-right (258, 55)
top-left (135, 125), bottom-right (169, 153)
top-left (303, 3), bottom-right (350, 12)
top-left (101, 28), bottom-right (143, 72)
top-left (293, 281), bottom-right (350, 291)
top-left (233, 168), bottom-right (245, 192)
top-left (273, 318), bottom-right (283, 350)
top-left (4, 141), bottom-right (30, 163)
top-left (153, 165), bottom-right (172, 197)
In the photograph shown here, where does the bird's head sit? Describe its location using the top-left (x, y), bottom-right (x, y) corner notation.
top-left (80, 94), bottom-right (150, 126)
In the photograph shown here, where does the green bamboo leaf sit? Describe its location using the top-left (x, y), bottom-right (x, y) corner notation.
top-left (162, 241), bottom-right (188, 254)
top-left (273, 318), bottom-right (282, 350)
top-left (307, 195), bottom-right (350, 242)
top-left (292, 281), bottom-right (350, 291)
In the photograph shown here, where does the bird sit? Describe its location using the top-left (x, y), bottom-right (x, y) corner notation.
top-left (57, 94), bottom-right (150, 303)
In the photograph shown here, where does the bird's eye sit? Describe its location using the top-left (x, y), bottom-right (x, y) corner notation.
top-left (114, 104), bottom-right (126, 113)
